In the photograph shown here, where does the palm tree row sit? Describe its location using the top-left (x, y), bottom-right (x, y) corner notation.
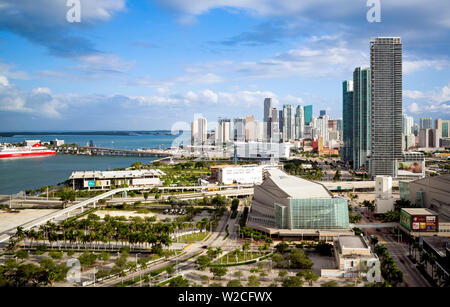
top-left (11, 214), bottom-right (211, 252)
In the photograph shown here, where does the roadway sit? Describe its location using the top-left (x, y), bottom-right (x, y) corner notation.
top-left (379, 234), bottom-right (431, 287)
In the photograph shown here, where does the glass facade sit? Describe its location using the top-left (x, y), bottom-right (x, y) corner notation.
top-left (274, 203), bottom-right (287, 229)
top-left (342, 80), bottom-right (354, 164)
top-left (399, 181), bottom-right (410, 201)
top-left (275, 198), bottom-right (349, 229)
top-left (304, 105), bottom-right (313, 126)
top-left (353, 67), bottom-right (371, 170)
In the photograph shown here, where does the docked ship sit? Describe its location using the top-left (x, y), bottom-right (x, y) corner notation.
top-left (0, 143), bottom-right (56, 158)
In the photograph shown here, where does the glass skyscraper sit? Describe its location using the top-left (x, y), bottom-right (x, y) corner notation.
top-left (304, 105), bottom-right (313, 126)
top-left (353, 67), bottom-right (371, 171)
top-left (342, 80), bottom-right (354, 165)
top-left (282, 105), bottom-right (295, 141)
top-left (370, 37), bottom-right (403, 178)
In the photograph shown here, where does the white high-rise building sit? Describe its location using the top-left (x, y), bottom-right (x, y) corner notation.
top-left (402, 114), bottom-right (414, 135)
top-left (295, 105), bottom-right (304, 139)
top-left (271, 108), bottom-right (281, 143)
top-left (191, 117), bottom-right (207, 145)
top-left (374, 175), bottom-right (395, 213)
top-left (216, 118), bottom-right (231, 145)
top-left (317, 115), bottom-right (330, 145)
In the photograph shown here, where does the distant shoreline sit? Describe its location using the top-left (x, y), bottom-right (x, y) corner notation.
top-left (0, 130), bottom-right (184, 137)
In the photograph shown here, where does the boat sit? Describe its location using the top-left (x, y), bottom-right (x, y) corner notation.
top-left (0, 143), bottom-right (57, 159)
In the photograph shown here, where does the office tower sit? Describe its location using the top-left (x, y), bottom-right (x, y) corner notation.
top-left (304, 105), bottom-right (313, 126)
top-left (342, 80), bottom-right (354, 165)
top-left (216, 118), bottom-right (231, 145)
top-left (233, 117), bottom-right (246, 142)
top-left (254, 120), bottom-right (264, 142)
top-left (317, 115), bottom-right (329, 145)
top-left (353, 67), bottom-right (371, 170)
top-left (279, 110), bottom-right (284, 137)
top-left (264, 98), bottom-right (272, 142)
top-left (370, 37), bottom-right (403, 177)
top-left (435, 118), bottom-right (450, 138)
top-left (419, 129), bottom-right (441, 148)
top-left (320, 110), bottom-right (327, 117)
top-left (420, 117), bottom-right (432, 129)
top-left (402, 114), bottom-right (414, 134)
top-left (282, 105), bottom-right (295, 141)
top-left (271, 108), bottom-right (281, 142)
top-left (295, 105), bottom-right (304, 139)
top-left (245, 115), bottom-right (255, 142)
top-left (328, 120), bottom-right (337, 131)
top-left (337, 119), bottom-right (343, 140)
top-left (191, 117), bottom-right (207, 145)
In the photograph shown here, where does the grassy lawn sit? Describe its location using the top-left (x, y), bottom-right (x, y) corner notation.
top-left (175, 231), bottom-right (209, 243)
top-left (213, 251), bottom-right (265, 264)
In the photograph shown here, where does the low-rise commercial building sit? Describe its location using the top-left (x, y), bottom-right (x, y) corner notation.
top-left (322, 235), bottom-right (381, 281)
top-left (69, 169), bottom-right (166, 190)
top-left (247, 169), bottom-right (352, 240)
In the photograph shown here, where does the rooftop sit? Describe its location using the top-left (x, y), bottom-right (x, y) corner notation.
top-left (402, 208), bottom-right (438, 216)
top-left (265, 168), bottom-right (332, 199)
top-left (69, 169), bottom-right (165, 179)
top-left (338, 235), bottom-right (368, 250)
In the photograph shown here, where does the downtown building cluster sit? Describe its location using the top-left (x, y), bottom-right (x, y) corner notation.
top-left (191, 100), bottom-right (343, 158)
top-left (341, 37), bottom-right (450, 179)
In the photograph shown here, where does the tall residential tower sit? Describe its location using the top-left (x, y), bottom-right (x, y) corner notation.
top-left (369, 37), bottom-right (403, 177)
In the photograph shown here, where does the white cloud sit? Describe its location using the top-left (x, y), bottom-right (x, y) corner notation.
top-left (404, 83), bottom-right (450, 115)
top-left (403, 90), bottom-right (425, 100)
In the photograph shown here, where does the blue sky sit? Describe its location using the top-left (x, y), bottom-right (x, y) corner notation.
top-left (0, 0), bottom-right (449, 131)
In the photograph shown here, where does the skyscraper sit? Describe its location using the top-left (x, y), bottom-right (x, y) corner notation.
top-left (342, 80), bottom-right (354, 165)
top-left (271, 108), bottom-right (281, 142)
top-left (353, 67), bottom-right (371, 170)
top-left (420, 117), bottom-right (432, 129)
top-left (317, 114), bottom-right (329, 145)
top-left (191, 117), bottom-right (207, 146)
top-left (402, 114), bottom-right (414, 134)
top-left (264, 98), bottom-right (272, 142)
top-left (216, 118), bottom-right (231, 145)
top-left (233, 117), bottom-right (246, 142)
top-left (435, 118), bottom-right (450, 138)
top-left (370, 37), bottom-right (403, 177)
top-left (295, 105), bottom-right (304, 139)
top-left (282, 105), bottom-right (295, 141)
top-left (245, 115), bottom-right (255, 142)
top-left (304, 105), bottom-right (313, 126)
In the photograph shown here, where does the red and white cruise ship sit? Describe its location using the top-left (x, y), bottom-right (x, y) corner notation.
top-left (0, 143), bottom-right (56, 159)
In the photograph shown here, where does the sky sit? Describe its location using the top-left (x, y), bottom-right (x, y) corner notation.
top-left (0, 0), bottom-right (449, 131)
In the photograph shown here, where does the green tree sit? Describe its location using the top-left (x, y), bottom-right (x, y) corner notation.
top-left (210, 266), bottom-right (227, 279)
top-left (196, 255), bottom-right (212, 270)
top-left (169, 276), bottom-right (189, 287)
top-left (282, 276), bottom-right (303, 287)
top-left (227, 280), bottom-right (242, 287)
top-left (298, 269), bottom-right (319, 286)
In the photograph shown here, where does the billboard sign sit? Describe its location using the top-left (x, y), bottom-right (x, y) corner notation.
top-left (88, 180), bottom-right (96, 187)
top-left (411, 215), bottom-right (438, 232)
top-left (400, 211), bottom-right (412, 231)
top-left (397, 161), bottom-right (424, 177)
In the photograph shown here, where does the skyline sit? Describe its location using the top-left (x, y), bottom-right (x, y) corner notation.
top-left (0, 0), bottom-right (449, 131)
